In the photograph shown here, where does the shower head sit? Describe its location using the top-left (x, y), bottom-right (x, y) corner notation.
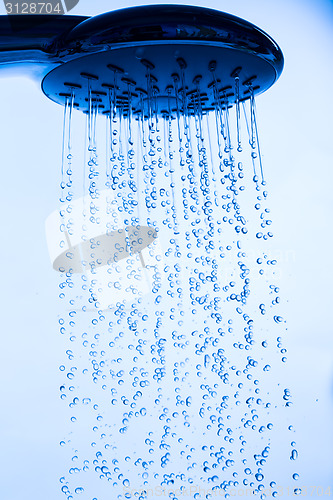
top-left (0, 5), bottom-right (283, 115)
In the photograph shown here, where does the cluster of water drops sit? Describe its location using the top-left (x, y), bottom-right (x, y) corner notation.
top-left (54, 76), bottom-right (299, 500)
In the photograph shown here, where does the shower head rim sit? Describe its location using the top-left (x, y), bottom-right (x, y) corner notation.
top-left (61, 4), bottom-right (283, 80)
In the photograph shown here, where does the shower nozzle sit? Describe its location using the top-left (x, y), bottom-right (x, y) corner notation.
top-left (0, 5), bottom-right (283, 115)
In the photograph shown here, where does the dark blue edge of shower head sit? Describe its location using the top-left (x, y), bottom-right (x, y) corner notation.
top-left (62, 5), bottom-right (284, 79)
top-left (0, 5), bottom-right (283, 84)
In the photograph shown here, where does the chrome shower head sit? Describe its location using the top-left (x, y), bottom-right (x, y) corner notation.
top-left (0, 5), bottom-right (283, 116)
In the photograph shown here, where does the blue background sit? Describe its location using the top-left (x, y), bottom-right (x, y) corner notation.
top-left (0, 0), bottom-right (332, 498)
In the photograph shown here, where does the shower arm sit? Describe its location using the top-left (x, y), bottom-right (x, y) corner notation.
top-left (0, 14), bottom-right (88, 79)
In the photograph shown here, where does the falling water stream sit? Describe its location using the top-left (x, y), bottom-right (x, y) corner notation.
top-left (48, 72), bottom-right (300, 500)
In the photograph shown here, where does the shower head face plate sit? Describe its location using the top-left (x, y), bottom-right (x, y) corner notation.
top-left (42, 42), bottom-right (278, 115)
top-left (41, 5), bottom-right (283, 115)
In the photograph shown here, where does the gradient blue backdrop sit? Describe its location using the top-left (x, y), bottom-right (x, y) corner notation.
top-left (0, 0), bottom-right (332, 498)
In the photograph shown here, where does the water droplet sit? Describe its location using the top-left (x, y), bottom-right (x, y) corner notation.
top-left (53, 93), bottom-right (298, 496)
